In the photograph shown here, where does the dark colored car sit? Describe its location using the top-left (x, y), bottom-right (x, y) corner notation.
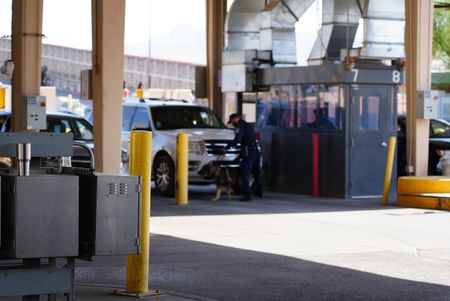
top-left (0, 111), bottom-right (94, 168)
top-left (397, 116), bottom-right (450, 176)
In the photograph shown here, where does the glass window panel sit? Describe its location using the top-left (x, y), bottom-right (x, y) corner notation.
top-left (279, 86), bottom-right (295, 129)
top-left (122, 106), bottom-right (135, 131)
top-left (74, 119), bottom-right (93, 140)
top-left (359, 96), bottom-right (380, 130)
top-left (151, 106), bottom-right (223, 130)
top-left (256, 88), bottom-right (281, 130)
top-left (132, 107), bottom-right (150, 130)
top-left (430, 119), bottom-right (450, 138)
top-left (318, 84), bottom-right (343, 129)
top-left (47, 118), bottom-right (72, 134)
top-left (297, 85), bottom-right (317, 129)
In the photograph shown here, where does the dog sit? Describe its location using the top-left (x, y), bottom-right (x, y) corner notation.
top-left (198, 161), bottom-right (239, 201)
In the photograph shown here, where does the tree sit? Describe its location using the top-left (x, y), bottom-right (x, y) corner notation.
top-left (433, 1), bottom-right (450, 68)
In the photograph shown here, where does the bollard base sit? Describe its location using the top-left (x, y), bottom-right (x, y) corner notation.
top-left (113, 289), bottom-right (161, 298)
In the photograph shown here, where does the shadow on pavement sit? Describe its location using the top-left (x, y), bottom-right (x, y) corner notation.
top-left (75, 234), bottom-right (450, 301)
top-left (151, 186), bottom-right (399, 217)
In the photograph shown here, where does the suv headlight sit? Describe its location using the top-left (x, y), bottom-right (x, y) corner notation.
top-left (189, 141), bottom-right (207, 156)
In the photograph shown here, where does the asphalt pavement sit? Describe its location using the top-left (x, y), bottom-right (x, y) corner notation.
top-left (3, 186), bottom-right (450, 300)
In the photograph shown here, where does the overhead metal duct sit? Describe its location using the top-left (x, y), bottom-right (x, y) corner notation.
top-left (308, 0), bottom-right (360, 64)
top-left (260, 0), bottom-right (315, 64)
top-left (222, 0), bottom-right (266, 92)
top-left (222, 0), bottom-right (315, 92)
top-left (359, 0), bottom-right (405, 59)
top-left (224, 0), bottom-right (266, 51)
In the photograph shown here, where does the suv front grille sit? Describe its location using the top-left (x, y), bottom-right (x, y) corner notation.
top-left (204, 140), bottom-right (240, 157)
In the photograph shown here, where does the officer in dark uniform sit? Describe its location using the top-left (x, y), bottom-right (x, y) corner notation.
top-left (227, 113), bottom-right (263, 201)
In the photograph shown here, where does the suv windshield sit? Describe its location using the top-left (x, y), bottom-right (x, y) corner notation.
top-left (151, 106), bottom-right (224, 130)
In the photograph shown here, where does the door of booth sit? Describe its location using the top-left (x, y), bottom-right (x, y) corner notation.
top-left (349, 85), bottom-right (394, 198)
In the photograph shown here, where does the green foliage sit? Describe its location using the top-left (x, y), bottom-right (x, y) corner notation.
top-left (434, 2), bottom-right (450, 66)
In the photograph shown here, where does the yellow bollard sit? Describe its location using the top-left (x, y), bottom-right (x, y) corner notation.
top-left (0, 87), bottom-right (5, 109)
top-left (125, 131), bottom-right (152, 295)
top-left (176, 133), bottom-right (189, 205)
top-left (136, 89), bottom-right (144, 99)
top-left (382, 136), bottom-right (397, 206)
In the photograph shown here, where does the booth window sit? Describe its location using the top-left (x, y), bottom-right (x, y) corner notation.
top-left (256, 89), bottom-right (280, 129)
top-left (359, 96), bottom-right (380, 130)
top-left (279, 86), bottom-right (295, 129)
top-left (318, 84), bottom-right (343, 130)
top-left (297, 85), bottom-right (317, 129)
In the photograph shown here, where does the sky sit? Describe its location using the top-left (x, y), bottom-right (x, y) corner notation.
top-left (0, 0), bottom-right (208, 63)
top-left (0, 0), bottom-right (338, 65)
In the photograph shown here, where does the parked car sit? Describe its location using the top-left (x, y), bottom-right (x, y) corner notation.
top-left (0, 111), bottom-right (129, 169)
top-left (397, 115), bottom-right (450, 176)
top-left (122, 98), bottom-right (240, 196)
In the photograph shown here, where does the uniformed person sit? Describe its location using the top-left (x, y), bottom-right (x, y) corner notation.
top-left (227, 113), bottom-right (263, 201)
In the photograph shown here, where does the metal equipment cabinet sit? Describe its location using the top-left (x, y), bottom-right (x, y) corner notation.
top-left (0, 174), bottom-right (79, 258)
top-left (78, 174), bottom-right (141, 257)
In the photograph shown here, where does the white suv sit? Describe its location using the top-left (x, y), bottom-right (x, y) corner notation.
top-left (122, 98), bottom-right (239, 196)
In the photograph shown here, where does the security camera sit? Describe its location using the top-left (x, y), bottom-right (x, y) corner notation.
top-left (0, 60), bottom-right (14, 78)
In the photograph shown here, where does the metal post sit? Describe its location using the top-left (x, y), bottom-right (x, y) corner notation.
top-left (382, 136), bottom-right (397, 206)
top-left (0, 87), bottom-right (5, 109)
top-left (176, 133), bottom-right (189, 205)
top-left (22, 259), bottom-right (40, 301)
top-left (237, 92), bottom-right (243, 116)
top-left (16, 143), bottom-right (31, 176)
top-left (47, 258), bottom-right (56, 301)
top-left (312, 133), bottom-right (319, 197)
top-left (125, 131), bottom-right (152, 295)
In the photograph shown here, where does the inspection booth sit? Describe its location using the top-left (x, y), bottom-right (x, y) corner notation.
top-left (254, 62), bottom-right (402, 198)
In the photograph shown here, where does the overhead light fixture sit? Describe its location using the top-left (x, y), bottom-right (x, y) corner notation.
top-left (345, 57), bottom-right (355, 71)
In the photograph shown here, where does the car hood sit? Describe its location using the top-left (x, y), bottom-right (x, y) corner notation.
top-left (157, 128), bottom-right (235, 142)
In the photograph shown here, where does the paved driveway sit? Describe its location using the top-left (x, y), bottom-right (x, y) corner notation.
top-left (76, 188), bottom-right (450, 301)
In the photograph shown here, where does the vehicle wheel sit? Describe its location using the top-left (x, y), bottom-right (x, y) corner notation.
top-left (154, 155), bottom-right (175, 197)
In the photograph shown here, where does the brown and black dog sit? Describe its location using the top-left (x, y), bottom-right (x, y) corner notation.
top-left (198, 162), bottom-right (239, 201)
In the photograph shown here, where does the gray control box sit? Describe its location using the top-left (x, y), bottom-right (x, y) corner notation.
top-left (78, 174), bottom-right (141, 257)
top-left (0, 175), bottom-right (79, 259)
top-left (24, 95), bottom-right (46, 130)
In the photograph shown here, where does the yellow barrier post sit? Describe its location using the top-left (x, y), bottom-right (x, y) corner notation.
top-left (0, 87), bottom-right (5, 109)
top-left (136, 89), bottom-right (144, 99)
top-left (125, 131), bottom-right (152, 295)
top-left (176, 133), bottom-right (189, 205)
top-left (382, 136), bottom-right (397, 206)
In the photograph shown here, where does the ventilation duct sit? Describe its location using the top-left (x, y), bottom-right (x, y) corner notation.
top-left (358, 0), bottom-right (405, 59)
top-left (222, 0), bottom-right (315, 92)
top-left (308, 0), bottom-right (360, 64)
top-left (260, 0), bottom-right (315, 64)
top-left (224, 0), bottom-right (266, 51)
